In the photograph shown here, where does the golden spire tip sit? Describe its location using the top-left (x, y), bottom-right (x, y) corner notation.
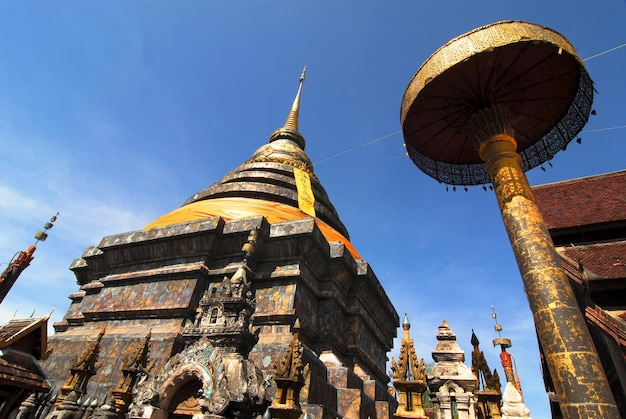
top-left (283, 67), bottom-right (306, 133)
top-left (269, 67), bottom-right (307, 149)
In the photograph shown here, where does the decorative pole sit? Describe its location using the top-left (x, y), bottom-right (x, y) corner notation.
top-left (0, 212), bottom-right (59, 303)
top-left (491, 306), bottom-right (520, 396)
top-left (400, 20), bottom-right (618, 417)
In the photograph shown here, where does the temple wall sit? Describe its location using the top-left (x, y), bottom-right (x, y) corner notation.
top-left (43, 319), bottom-right (183, 394)
top-left (82, 278), bottom-right (199, 316)
top-left (41, 216), bottom-right (398, 417)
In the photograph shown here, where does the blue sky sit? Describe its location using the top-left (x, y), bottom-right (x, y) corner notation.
top-left (1, 1), bottom-right (625, 417)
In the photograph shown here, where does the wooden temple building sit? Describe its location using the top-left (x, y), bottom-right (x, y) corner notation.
top-left (533, 169), bottom-right (626, 418)
top-left (0, 316), bottom-right (50, 417)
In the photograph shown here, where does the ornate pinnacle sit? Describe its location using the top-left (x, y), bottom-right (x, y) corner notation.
top-left (491, 306), bottom-right (511, 349)
top-left (283, 66), bottom-right (306, 133)
top-left (34, 212), bottom-right (60, 244)
top-left (270, 67), bottom-right (307, 149)
top-left (402, 312), bottom-right (411, 329)
top-left (70, 328), bottom-right (105, 372)
top-left (241, 230), bottom-right (259, 260)
top-left (471, 330), bottom-right (501, 393)
top-left (121, 331), bottom-right (151, 371)
top-left (58, 328), bottom-right (105, 405)
top-left (391, 314), bottom-right (425, 383)
top-left (112, 331), bottom-right (152, 414)
top-left (0, 212), bottom-right (59, 304)
top-left (471, 329), bottom-right (480, 347)
top-left (392, 313), bottom-right (427, 418)
top-left (271, 318), bottom-right (308, 419)
top-left (274, 318), bottom-right (304, 381)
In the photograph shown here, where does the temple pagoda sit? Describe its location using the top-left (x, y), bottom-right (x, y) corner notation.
top-left (22, 70), bottom-right (399, 419)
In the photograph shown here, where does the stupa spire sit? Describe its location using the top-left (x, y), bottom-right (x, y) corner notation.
top-left (270, 67), bottom-right (307, 149)
top-left (284, 66), bottom-right (306, 132)
top-left (151, 66), bottom-right (353, 244)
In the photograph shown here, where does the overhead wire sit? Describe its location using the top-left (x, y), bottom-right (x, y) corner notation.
top-left (581, 125), bottom-right (626, 134)
top-left (316, 156), bottom-right (405, 167)
top-left (583, 43), bottom-right (626, 61)
top-left (315, 43), bottom-right (626, 166)
top-left (314, 130), bottom-right (401, 165)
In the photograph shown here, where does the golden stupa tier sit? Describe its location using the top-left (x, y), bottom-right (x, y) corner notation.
top-left (145, 197), bottom-right (360, 259)
top-left (179, 137), bottom-right (349, 241)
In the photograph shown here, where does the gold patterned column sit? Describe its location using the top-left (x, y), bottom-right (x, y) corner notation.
top-left (401, 19), bottom-right (619, 417)
top-left (479, 134), bottom-right (618, 418)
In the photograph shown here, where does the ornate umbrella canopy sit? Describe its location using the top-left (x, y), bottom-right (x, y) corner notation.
top-left (401, 20), bottom-right (594, 186)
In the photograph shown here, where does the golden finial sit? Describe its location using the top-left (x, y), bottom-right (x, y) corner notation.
top-left (269, 67), bottom-right (307, 148)
top-left (283, 66), bottom-right (306, 133)
top-left (402, 313), bottom-right (410, 330)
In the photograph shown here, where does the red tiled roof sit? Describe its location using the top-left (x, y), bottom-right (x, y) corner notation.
top-left (0, 316), bottom-right (49, 359)
top-left (533, 170), bottom-right (626, 229)
top-left (558, 241), bottom-right (626, 280)
top-left (0, 350), bottom-right (49, 392)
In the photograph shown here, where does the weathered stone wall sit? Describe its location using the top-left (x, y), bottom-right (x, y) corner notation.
top-left (42, 215), bottom-right (398, 417)
top-left (43, 320), bottom-right (182, 393)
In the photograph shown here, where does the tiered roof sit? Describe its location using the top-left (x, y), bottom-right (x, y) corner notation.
top-left (533, 170), bottom-right (626, 229)
top-left (0, 316), bottom-right (50, 394)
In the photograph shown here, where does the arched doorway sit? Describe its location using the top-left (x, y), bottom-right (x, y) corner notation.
top-left (167, 377), bottom-right (203, 419)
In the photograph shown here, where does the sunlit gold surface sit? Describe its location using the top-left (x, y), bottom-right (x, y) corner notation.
top-left (248, 138), bottom-right (315, 176)
top-left (401, 21), bottom-right (581, 126)
top-left (479, 134), bottom-right (619, 418)
top-left (143, 197), bottom-right (361, 260)
top-left (270, 66), bottom-right (307, 149)
top-left (283, 66), bottom-right (306, 133)
top-left (391, 317), bottom-right (427, 419)
top-left (400, 20), bottom-right (593, 186)
top-left (401, 20), bottom-right (612, 416)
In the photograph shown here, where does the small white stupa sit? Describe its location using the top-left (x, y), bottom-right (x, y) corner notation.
top-left (501, 382), bottom-right (531, 419)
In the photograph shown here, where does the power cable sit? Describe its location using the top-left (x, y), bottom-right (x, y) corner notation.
top-left (315, 44), bottom-right (626, 166)
top-left (315, 130), bottom-right (401, 165)
top-left (317, 124), bottom-right (626, 167)
top-left (317, 156), bottom-right (404, 167)
top-left (582, 125), bottom-right (626, 134)
top-left (583, 43), bottom-right (626, 61)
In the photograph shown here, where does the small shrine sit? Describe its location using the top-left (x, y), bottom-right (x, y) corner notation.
top-left (390, 314), bottom-right (427, 419)
top-left (427, 321), bottom-right (476, 419)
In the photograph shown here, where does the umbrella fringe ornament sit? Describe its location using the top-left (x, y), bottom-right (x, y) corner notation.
top-left (401, 20), bottom-right (619, 418)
